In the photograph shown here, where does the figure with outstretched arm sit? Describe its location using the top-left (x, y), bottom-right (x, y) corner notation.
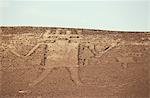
top-left (1, 44), bottom-right (24, 58)
top-left (19, 30), bottom-right (83, 94)
top-left (25, 34), bottom-right (54, 56)
top-left (10, 48), bottom-right (24, 57)
top-left (95, 41), bottom-right (120, 58)
top-left (25, 43), bottom-right (44, 57)
top-left (86, 40), bottom-right (120, 58)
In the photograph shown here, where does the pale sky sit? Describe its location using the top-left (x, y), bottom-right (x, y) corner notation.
top-left (0, 0), bottom-right (149, 31)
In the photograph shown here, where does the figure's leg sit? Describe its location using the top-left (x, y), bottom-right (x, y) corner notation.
top-left (68, 67), bottom-right (83, 86)
top-left (29, 67), bottom-right (53, 88)
top-left (18, 67), bottom-right (51, 94)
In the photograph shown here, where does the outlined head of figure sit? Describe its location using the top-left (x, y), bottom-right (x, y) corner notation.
top-left (68, 30), bottom-right (83, 43)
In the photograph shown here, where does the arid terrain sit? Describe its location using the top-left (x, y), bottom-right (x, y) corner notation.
top-left (0, 27), bottom-right (150, 98)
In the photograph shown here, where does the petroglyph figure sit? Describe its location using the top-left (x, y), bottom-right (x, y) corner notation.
top-left (23, 30), bottom-right (83, 90)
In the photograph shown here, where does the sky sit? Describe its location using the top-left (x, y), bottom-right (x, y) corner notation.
top-left (148, 0), bottom-right (150, 30)
top-left (0, 0), bottom-right (149, 31)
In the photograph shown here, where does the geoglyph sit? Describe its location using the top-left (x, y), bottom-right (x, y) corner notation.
top-left (0, 27), bottom-right (149, 98)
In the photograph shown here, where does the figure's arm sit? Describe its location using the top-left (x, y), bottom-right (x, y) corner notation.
top-left (94, 41), bottom-right (120, 58)
top-left (88, 44), bottom-right (98, 56)
top-left (101, 41), bottom-right (121, 55)
top-left (6, 45), bottom-right (23, 57)
top-left (9, 49), bottom-right (23, 57)
top-left (25, 43), bottom-right (42, 56)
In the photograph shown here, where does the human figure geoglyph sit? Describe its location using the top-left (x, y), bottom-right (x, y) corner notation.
top-left (18, 29), bottom-right (84, 94)
top-left (0, 29), bottom-right (121, 94)
top-left (2, 29), bottom-right (148, 94)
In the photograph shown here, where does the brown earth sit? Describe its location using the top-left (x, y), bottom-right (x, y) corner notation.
top-left (0, 27), bottom-right (150, 98)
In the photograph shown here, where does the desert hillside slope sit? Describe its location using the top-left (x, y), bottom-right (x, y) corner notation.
top-left (0, 26), bottom-right (150, 98)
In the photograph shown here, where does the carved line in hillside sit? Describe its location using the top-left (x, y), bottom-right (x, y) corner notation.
top-left (1, 30), bottom-right (149, 70)
top-left (0, 29), bottom-right (150, 94)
